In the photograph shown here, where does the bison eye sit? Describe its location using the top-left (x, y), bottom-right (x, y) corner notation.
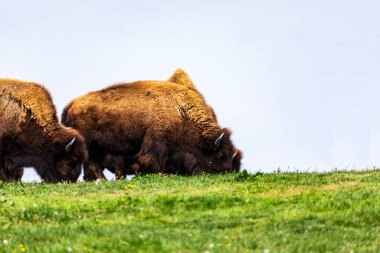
top-left (217, 152), bottom-right (226, 160)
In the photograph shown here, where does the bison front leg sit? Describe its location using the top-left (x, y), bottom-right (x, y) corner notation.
top-left (83, 160), bottom-right (107, 181)
top-left (184, 153), bottom-right (203, 175)
top-left (4, 166), bottom-right (23, 182)
top-left (119, 156), bottom-right (140, 177)
top-left (105, 155), bottom-right (126, 180)
top-left (0, 166), bottom-right (23, 182)
top-left (115, 161), bottom-right (140, 178)
top-left (0, 143), bottom-right (8, 182)
top-left (170, 152), bottom-right (201, 175)
top-left (136, 135), bottom-right (168, 174)
top-left (0, 158), bottom-right (24, 182)
top-left (0, 167), bottom-right (8, 182)
top-left (114, 163), bottom-right (125, 180)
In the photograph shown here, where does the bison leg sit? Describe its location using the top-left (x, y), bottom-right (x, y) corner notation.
top-left (170, 152), bottom-right (201, 175)
top-left (0, 143), bottom-right (23, 182)
top-left (0, 158), bottom-right (24, 182)
top-left (0, 166), bottom-right (23, 182)
top-left (83, 160), bottom-right (107, 181)
top-left (4, 166), bottom-right (23, 182)
top-left (114, 163), bottom-right (125, 180)
top-left (130, 163), bottom-right (140, 175)
top-left (39, 169), bottom-right (60, 183)
top-left (0, 142), bottom-right (8, 182)
top-left (103, 155), bottom-right (126, 180)
top-left (119, 156), bottom-right (140, 177)
top-left (127, 159), bottom-right (140, 176)
top-left (137, 135), bottom-right (168, 174)
top-left (0, 167), bottom-right (8, 182)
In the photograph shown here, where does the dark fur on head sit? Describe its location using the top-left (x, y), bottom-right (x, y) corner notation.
top-left (200, 128), bottom-right (242, 173)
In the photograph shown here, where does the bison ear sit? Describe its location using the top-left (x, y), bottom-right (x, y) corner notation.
top-left (168, 69), bottom-right (197, 90)
top-left (65, 137), bottom-right (76, 152)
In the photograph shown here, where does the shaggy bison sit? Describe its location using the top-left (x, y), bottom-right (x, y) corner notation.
top-left (0, 79), bottom-right (87, 182)
top-left (62, 69), bottom-right (242, 180)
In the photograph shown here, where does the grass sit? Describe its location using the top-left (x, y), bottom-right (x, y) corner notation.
top-left (1, 170), bottom-right (380, 252)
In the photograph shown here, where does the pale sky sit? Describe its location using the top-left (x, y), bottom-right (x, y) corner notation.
top-left (1, 1), bottom-right (380, 181)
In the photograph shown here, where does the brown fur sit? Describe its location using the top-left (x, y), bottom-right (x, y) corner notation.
top-left (168, 68), bottom-right (198, 91)
top-left (62, 70), bottom-right (241, 179)
top-left (0, 78), bottom-right (58, 131)
top-left (0, 79), bottom-right (87, 182)
top-left (168, 69), bottom-right (218, 121)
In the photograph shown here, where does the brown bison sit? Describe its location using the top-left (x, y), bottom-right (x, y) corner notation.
top-left (62, 69), bottom-right (242, 180)
top-left (0, 79), bottom-right (87, 182)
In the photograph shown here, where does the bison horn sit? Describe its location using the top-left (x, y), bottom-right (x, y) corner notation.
top-left (65, 137), bottom-right (76, 152)
top-left (232, 150), bottom-right (238, 159)
top-left (214, 133), bottom-right (224, 149)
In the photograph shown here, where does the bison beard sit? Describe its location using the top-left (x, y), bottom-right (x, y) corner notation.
top-left (0, 79), bottom-right (87, 183)
top-left (62, 69), bottom-right (242, 180)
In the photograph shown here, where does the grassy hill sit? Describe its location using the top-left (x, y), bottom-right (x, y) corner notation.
top-left (1, 170), bottom-right (380, 252)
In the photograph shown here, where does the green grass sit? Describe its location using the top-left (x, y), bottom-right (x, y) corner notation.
top-left (1, 170), bottom-right (380, 252)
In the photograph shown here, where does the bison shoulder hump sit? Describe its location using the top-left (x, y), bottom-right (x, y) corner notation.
top-left (0, 79), bottom-right (58, 127)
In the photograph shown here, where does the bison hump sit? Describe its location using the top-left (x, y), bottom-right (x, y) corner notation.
top-left (167, 69), bottom-right (198, 91)
top-left (0, 79), bottom-right (58, 128)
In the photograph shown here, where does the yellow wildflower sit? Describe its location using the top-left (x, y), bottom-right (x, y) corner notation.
top-left (125, 184), bottom-right (136, 189)
top-left (20, 243), bottom-right (26, 252)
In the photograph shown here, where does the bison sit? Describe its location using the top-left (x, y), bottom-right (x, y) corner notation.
top-left (0, 79), bottom-right (87, 182)
top-left (62, 69), bottom-right (242, 180)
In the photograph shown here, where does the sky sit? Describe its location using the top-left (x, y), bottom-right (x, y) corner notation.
top-left (1, 1), bottom-right (380, 181)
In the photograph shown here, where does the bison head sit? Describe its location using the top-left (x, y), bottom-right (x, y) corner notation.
top-left (199, 128), bottom-right (242, 174)
top-left (48, 131), bottom-right (87, 182)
